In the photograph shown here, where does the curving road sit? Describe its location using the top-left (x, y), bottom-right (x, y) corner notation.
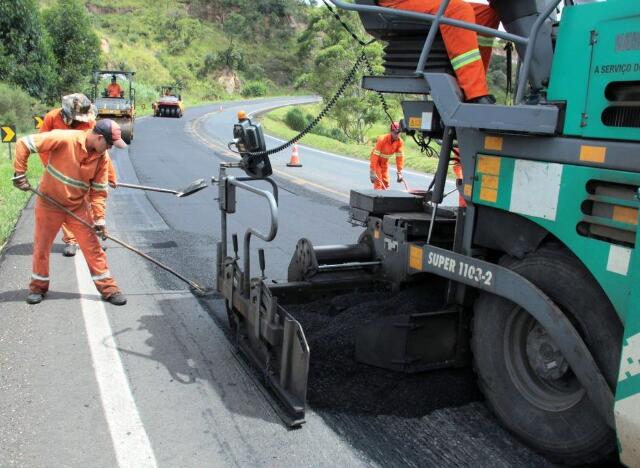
top-left (0, 97), bottom-right (550, 467)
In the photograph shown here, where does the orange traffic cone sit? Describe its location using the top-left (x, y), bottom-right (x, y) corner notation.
top-left (287, 144), bottom-right (302, 167)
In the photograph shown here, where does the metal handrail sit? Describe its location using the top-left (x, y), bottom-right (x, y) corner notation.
top-left (218, 167), bottom-right (279, 297)
top-left (330, 0), bottom-right (562, 104)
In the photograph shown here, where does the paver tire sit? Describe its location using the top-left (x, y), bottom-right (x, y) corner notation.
top-left (472, 246), bottom-right (622, 465)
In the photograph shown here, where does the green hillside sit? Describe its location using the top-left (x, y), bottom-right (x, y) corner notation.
top-left (79, 0), bottom-right (304, 101)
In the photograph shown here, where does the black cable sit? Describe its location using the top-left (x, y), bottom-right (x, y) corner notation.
top-left (232, 51), bottom-right (369, 157)
top-left (504, 42), bottom-right (513, 104)
top-left (321, 0), bottom-right (375, 47)
top-left (230, 0), bottom-right (395, 158)
top-left (412, 132), bottom-right (438, 158)
top-left (362, 53), bottom-right (394, 123)
top-left (323, 0), bottom-right (394, 124)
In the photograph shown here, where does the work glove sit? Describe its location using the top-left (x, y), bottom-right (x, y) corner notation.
top-left (396, 171), bottom-right (404, 183)
top-left (369, 170), bottom-right (377, 184)
top-left (12, 173), bottom-right (31, 192)
top-left (93, 219), bottom-right (108, 240)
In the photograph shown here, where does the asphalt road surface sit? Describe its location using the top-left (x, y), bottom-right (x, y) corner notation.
top-left (0, 97), bottom-right (553, 467)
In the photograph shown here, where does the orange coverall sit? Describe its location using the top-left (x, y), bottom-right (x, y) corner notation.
top-left (370, 133), bottom-right (404, 190)
top-left (39, 108), bottom-right (117, 246)
top-left (107, 82), bottom-right (123, 98)
top-left (379, 0), bottom-right (499, 100)
top-left (14, 130), bottom-right (120, 298)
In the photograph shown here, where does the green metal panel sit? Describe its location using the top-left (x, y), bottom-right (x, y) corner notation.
top-left (547, 0), bottom-right (640, 141)
top-left (472, 156), bottom-right (639, 322)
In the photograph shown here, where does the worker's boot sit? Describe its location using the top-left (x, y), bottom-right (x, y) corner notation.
top-left (62, 243), bottom-right (78, 257)
top-left (467, 94), bottom-right (496, 105)
top-left (103, 292), bottom-right (127, 306)
top-left (26, 293), bottom-right (44, 304)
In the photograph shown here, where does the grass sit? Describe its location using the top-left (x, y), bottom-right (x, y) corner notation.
top-left (260, 104), bottom-right (440, 174)
top-left (0, 141), bottom-right (45, 250)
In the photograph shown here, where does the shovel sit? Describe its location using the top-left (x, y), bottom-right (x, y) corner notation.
top-left (115, 178), bottom-right (207, 198)
top-left (18, 179), bottom-right (211, 296)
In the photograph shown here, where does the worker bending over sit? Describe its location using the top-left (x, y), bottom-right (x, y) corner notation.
top-left (107, 75), bottom-right (123, 98)
top-left (379, 0), bottom-right (499, 103)
top-left (370, 122), bottom-right (404, 190)
top-left (40, 93), bottom-right (117, 257)
top-left (12, 120), bottom-right (128, 306)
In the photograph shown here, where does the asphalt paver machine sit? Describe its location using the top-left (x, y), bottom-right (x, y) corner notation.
top-left (91, 70), bottom-right (136, 143)
top-left (216, 0), bottom-right (640, 464)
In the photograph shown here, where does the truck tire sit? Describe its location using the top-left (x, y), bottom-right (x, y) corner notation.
top-left (472, 245), bottom-right (621, 465)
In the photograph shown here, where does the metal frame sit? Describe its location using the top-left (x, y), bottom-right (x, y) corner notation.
top-left (92, 70), bottom-right (136, 104)
top-left (331, 0), bottom-right (562, 104)
top-left (216, 164), bottom-right (312, 426)
top-left (217, 164), bottom-right (279, 297)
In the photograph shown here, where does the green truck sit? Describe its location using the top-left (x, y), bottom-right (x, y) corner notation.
top-left (218, 0), bottom-right (640, 464)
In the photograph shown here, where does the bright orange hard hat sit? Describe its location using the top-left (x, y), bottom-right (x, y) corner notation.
top-left (237, 110), bottom-right (248, 121)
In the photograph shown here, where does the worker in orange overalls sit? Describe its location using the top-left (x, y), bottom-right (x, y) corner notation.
top-left (370, 121), bottom-right (404, 190)
top-left (39, 93), bottom-right (118, 257)
top-left (106, 75), bottom-right (123, 98)
top-left (379, 0), bottom-right (500, 103)
top-left (12, 120), bottom-right (128, 306)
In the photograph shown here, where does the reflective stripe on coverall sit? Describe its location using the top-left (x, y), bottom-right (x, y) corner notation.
top-left (370, 133), bottom-right (404, 190)
top-left (14, 130), bottom-right (120, 297)
top-left (39, 108), bottom-right (118, 246)
top-left (379, 0), bottom-right (500, 101)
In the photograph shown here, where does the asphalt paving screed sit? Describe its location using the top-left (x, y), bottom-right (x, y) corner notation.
top-left (288, 285), bottom-right (555, 467)
top-left (288, 285), bottom-right (479, 416)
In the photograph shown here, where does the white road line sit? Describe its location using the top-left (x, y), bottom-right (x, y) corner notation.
top-left (74, 254), bottom-right (158, 468)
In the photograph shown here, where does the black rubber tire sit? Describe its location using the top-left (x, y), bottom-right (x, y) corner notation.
top-left (472, 245), bottom-right (621, 465)
top-left (119, 120), bottom-right (133, 144)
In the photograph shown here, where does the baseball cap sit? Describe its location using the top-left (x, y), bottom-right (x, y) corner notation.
top-left (94, 119), bottom-right (127, 149)
top-left (61, 93), bottom-right (96, 123)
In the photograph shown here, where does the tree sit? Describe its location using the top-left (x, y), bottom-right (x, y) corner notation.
top-left (218, 12), bottom-right (246, 70)
top-left (42, 0), bottom-right (101, 97)
top-left (0, 0), bottom-right (56, 101)
top-left (296, 8), bottom-right (385, 143)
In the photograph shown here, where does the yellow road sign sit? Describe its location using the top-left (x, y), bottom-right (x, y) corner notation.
top-left (34, 115), bottom-right (44, 129)
top-left (1, 125), bottom-right (16, 143)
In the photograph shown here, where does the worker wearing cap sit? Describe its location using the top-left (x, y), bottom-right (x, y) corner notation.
top-left (370, 122), bottom-right (404, 190)
top-left (12, 119), bottom-right (128, 306)
top-left (378, 0), bottom-right (499, 103)
top-left (39, 93), bottom-right (118, 257)
top-left (106, 75), bottom-right (123, 98)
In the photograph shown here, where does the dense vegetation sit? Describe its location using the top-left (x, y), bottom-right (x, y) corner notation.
top-left (1, 0), bottom-right (312, 107)
top-left (1, 0), bottom-right (511, 129)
